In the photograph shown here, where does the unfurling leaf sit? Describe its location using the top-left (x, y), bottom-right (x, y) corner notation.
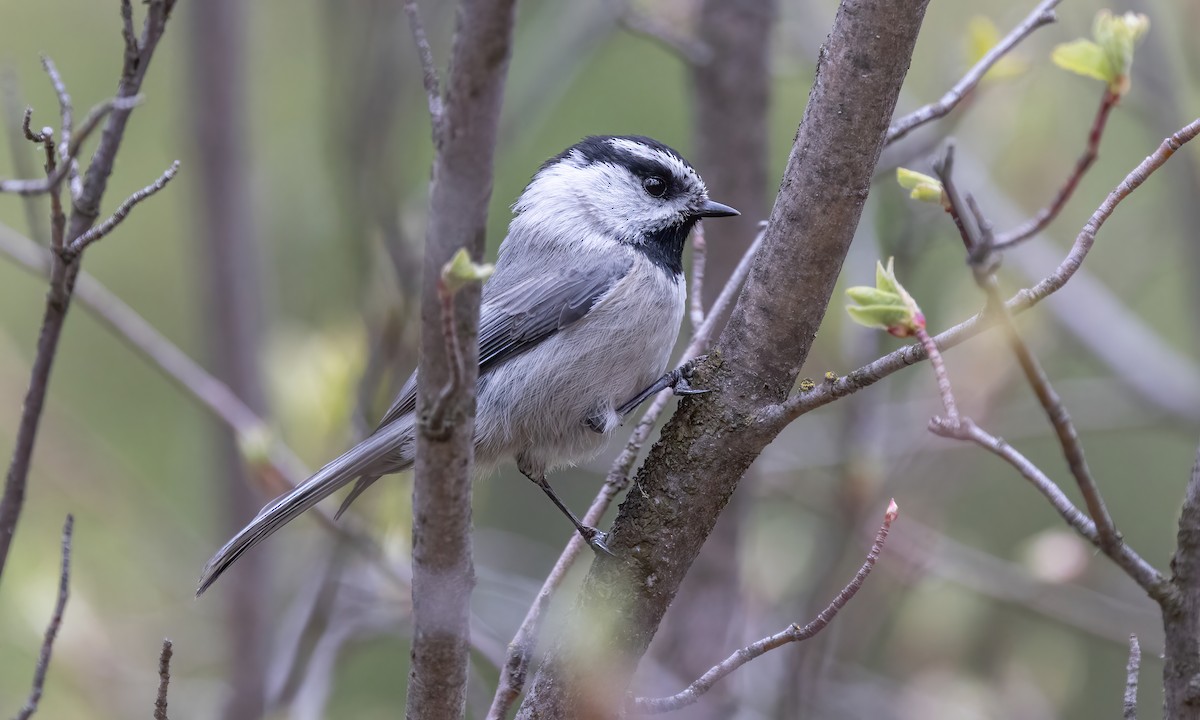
top-left (846, 258), bottom-right (925, 337)
top-left (965, 16), bottom-right (1029, 81)
top-left (896, 167), bottom-right (946, 206)
top-left (442, 248), bottom-right (494, 293)
top-left (1051, 40), bottom-right (1111, 83)
top-left (1052, 10), bottom-right (1149, 95)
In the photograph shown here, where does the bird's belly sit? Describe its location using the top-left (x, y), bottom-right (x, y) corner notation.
top-left (475, 272), bottom-right (684, 471)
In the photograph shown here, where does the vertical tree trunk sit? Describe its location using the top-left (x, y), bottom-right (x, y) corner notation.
top-left (515, 0), bottom-right (929, 715)
top-left (644, 0), bottom-right (777, 712)
top-left (188, 3), bottom-right (269, 718)
top-left (1165, 445), bottom-right (1200, 718)
top-left (406, 1), bottom-right (518, 718)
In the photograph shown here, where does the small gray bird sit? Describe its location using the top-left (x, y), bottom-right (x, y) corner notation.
top-left (198, 135), bottom-right (737, 594)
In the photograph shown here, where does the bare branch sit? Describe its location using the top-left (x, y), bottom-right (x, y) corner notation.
top-left (764, 116), bottom-right (1200, 427)
top-left (929, 417), bottom-right (1168, 600)
top-left (402, 0), bottom-right (444, 133)
top-left (608, 0), bottom-right (713, 66)
top-left (0, 95), bottom-right (141, 197)
top-left (0, 224), bottom-right (414, 602)
top-left (1165, 442), bottom-right (1200, 713)
top-left (1, 0), bottom-right (173, 581)
top-left (886, 0), bottom-right (1059, 145)
top-left (994, 87), bottom-right (1118, 249)
top-left (408, 0), bottom-right (518, 716)
top-left (486, 225), bottom-right (764, 720)
top-left (935, 141), bottom-right (1128, 568)
top-left (630, 500), bottom-right (898, 714)
top-left (39, 56), bottom-right (81, 198)
top-left (14, 515), bottom-right (73, 720)
top-left (688, 222), bottom-right (707, 332)
top-left (154, 639), bottom-right (173, 720)
top-left (915, 325), bottom-right (958, 423)
top-left (426, 275), bottom-right (467, 436)
top-left (1124, 634), bottom-right (1140, 720)
top-left (65, 160), bottom-right (180, 257)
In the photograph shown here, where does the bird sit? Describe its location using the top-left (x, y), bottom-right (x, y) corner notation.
top-left (197, 135), bottom-right (738, 595)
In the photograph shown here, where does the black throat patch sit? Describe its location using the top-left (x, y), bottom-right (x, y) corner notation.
top-left (637, 216), bottom-right (696, 277)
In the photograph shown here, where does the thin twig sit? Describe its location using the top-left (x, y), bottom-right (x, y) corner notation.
top-left (915, 325), bottom-right (958, 423)
top-left (763, 116), bottom-right (1200, 427)
top-left (39, 56), bottom-right (80, 199)
top-left (0, 224), bottom-right (411, 593)
top-left (608, 0), bottom-right (713, 66)
top-left (65, 160), bottom-right (180, 257)
top-left (886, 0), bottom-right (1060, 145)
top-left (402, 0), bottom-right (443, 134)
top-left (426, 276), bottom-right (465, 437)
top-left (1124, 634), bottom-right (1140, 720)
top-left (0, 95), bottom-right (140, 196)
top-left (0, 0), bottom-right (175, 581)
top-left (20, 109), bottom-right (66, 250)
top-left (486, 224), bottom-right (766, 720)
top-left (994, 88), bottom-right (1119, 249)
top-left (689, 221), bottom-right (707, 332)
top-left (928, 416), bottom-right (1168, 600)
top-left (629, 500), bottom-right (898, 714)
top-left (67, 95), bottom-right (143, 160)
top-left (154, 639), bottom-right (173, 720)
top-left (938, 144), bottom-right (1123, 560)
top-left (14, 515), bottom-right (73, 720)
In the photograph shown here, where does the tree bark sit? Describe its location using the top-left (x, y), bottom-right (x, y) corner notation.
top-left (406, 1), bottom-right (517, 718)
top-left (643, 0), bottom-right (777, 712)
top-left (515, 0), bottom-right (929, 716)
top-left (1165, 441), bottom-right (1200, 718)
top-left (188, 2), bottom-right (269, 717)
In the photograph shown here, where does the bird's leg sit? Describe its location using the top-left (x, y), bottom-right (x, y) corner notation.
top-left (521, 469), bottom-right (614, 556)
top-left (615, 354), bottom-right (709, 418)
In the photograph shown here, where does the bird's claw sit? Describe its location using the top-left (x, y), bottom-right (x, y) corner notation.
top-left (581, 526), bottom-right (615, 556)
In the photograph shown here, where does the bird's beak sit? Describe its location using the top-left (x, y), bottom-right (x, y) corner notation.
top-left (694, 199), bottom-right (740, 218)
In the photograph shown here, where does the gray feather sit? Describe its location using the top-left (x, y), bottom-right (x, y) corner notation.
top-left (374, 255), bottom-right (631, 430)
top-left (196, 417), bottom-right (414, 595)
top-left (198, 256), bottom-right (631, 595)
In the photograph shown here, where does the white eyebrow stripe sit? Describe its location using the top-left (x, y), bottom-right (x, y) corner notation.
top-left (606, 138), bottom-right (706, 194)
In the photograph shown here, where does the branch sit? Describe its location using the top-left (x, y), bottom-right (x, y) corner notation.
top-left (516, 0), bottom-right (930, 713)
top-left (402, 0), bottom-right (443, 133)
top-left (607, 0), bottom-right (713, 66)
top-left (934, 142), bottom-right (1139, 572)
top-left (629, 500), bottom-right (899, 714)
top-left (762, 116), bottom-right (1200, 428)
top-left (1164, 441), bottom-right (1200, 714)
top-left (929, 416), bottom-right (1168, 600)
top-left (994, 87), bottom-right (1119, 249)
top-left (1124, 634), bottom-right (1140, 720)
top-left (886, 0), bottom-right (1059, 145)
top-left (154, 639), bottom-right (173, 720)
top-left (408, 0), bottom-right (518, 717)
top-left (688, 221), bottom-right (707, 332)
top-left (0, 95), bottom-right (141, 197)
top-left (487, 225), bottom-right (764, 720)
top-left (65, 160), bottom-right (180, 258)
top-left (0, 225), bottom-right (411, 594)
top-left (915, 326), bottom-right (958, 423)
top-left (13, 515), bottom-right (73, 720)
top-left (0, 0), bottom-right (174, 581)
top-left (39, 56), bottom-right (81, 199)
top-left (425, 275), bottom-right (467, 437)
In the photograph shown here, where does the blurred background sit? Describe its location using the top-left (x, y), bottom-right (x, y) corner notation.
top-left (1, 0), bottom-right (1198, 717)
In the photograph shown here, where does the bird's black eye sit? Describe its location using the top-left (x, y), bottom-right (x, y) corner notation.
top-left (642, 175), bottom-right (667, 198)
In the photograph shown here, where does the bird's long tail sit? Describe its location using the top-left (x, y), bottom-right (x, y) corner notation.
top-left (197, 418), bottom-right (413, 595)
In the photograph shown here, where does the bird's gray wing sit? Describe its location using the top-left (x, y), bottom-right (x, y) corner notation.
top-left (373, 254), bottom-right (631, 429)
